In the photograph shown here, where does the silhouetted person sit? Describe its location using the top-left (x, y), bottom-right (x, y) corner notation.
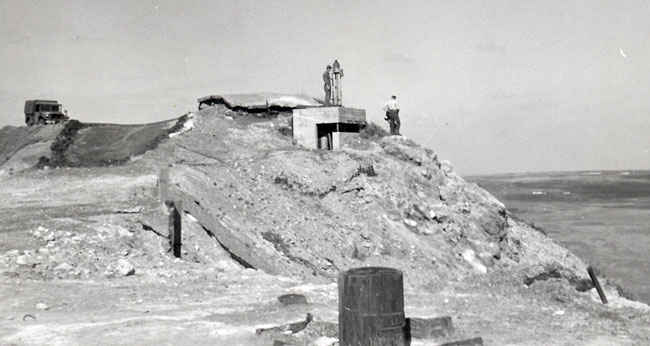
top-left (383, 95), bottom-right (400, 135)
top-left (332, 59), bottom-right (344, 105)
top-left (323, 65), bottom-right (333, 105)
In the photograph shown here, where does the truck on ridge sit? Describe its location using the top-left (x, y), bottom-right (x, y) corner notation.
top-left (24, 99), bottom-right (69, 126)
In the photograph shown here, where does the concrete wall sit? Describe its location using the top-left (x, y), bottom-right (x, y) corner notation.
top-left (292, 107), bottom-right (366, 150)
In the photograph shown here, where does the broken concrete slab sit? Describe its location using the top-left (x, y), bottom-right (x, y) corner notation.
top-left (198, 93), bottom-right (322, 110)
top-left (278, 293), bottom-right (308, 305)
top-left (167, 165), bottom-right (307, 276)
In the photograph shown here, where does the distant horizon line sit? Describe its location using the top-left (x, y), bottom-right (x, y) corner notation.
top-left (465, 168), bottom-right (650, 178)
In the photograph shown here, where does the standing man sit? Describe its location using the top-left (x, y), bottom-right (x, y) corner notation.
top-left (332, 59), bottom-right (344, 106)
top-left (383, 95), bottom-right (401, 135)
top-left (323, 65), bottom-right (333, 105)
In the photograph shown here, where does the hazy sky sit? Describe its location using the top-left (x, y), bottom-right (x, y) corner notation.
top-left (1, 0), bottom-right (649, 174)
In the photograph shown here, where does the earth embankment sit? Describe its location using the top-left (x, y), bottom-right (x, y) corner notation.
top-left (1, 104), bottom-right (648, 345)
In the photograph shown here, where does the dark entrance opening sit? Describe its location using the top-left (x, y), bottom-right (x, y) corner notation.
top-left (316, 123), bottom-right (362, 150)
top-left (317, 123), bottom-right (337, 150)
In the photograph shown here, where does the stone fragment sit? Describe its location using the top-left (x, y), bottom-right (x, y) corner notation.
top-left (461, 249), bottom-right (487, 274)
top-left (256, 313), bottom-right (313, 336)
top-left (116, 259), bottom-right (135, 276)
top-left (278, 293), bottom-right (308, 305)
top-left (15, 255), bottom-right (30, 266)
top-left (312, 336), bottom-right (338, 346)
top-left (54, 263), bottom-right (73, 271)
top-left (403, 219), bottom-right (418, 228)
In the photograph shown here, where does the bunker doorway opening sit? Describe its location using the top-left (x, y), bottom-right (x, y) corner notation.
top-left (316, 123), bottom-right (361, 150)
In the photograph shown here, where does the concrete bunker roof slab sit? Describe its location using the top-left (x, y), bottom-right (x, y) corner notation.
top-left (293, 106), bottom-right (366, 124)
top-left (198, 93), bottom-right (322, 110)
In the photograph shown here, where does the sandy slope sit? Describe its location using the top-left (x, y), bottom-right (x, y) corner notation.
top-left (0, 106), bottom-right (649, 345)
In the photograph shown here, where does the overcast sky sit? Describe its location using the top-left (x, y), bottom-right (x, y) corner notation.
top-left (1, 0), bottom-right (649, 174)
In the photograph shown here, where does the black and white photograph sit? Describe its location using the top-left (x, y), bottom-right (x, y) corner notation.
top-left (0, 1), bottom-right (649, 345)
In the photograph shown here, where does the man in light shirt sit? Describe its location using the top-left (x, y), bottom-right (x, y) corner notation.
top-left (383, 95), bottom-right (400, 135)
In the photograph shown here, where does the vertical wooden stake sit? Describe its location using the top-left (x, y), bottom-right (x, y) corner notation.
top-left (587, 266), bottom-right (608, 304)
top-left (168, 200), bottom-right (182, 258)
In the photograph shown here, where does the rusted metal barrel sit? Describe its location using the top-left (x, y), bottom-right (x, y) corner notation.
top-left (339, 267), bottom-right (406, 346)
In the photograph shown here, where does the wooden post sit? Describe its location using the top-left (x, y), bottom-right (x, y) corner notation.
top-left (339, 267), bottom-right (407, 346)
top-left (167, 200), bottom-right (182, 258)
top-left (587, 266), bottom-right (608, 304)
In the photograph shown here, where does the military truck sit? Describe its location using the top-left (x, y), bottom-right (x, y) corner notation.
top-left (24, 100), bottom-right (69, 126)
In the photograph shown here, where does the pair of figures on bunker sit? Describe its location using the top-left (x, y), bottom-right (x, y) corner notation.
top-left (323, 59), bottom-right (344, 107)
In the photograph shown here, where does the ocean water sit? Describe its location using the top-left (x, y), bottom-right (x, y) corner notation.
top-left (468, 170), bottom-right (650, 304)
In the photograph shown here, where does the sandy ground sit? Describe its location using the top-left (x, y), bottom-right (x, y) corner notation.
top-left (1, 267), bottom-right (649, 345)
top-left (0, 167), bottom-right (648, 346)
top-left (1, 110), bottom-right (649, 345)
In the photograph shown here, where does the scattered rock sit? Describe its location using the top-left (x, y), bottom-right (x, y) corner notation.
top-left (312, 336), bottom-right (338, 346)
top-left (54, 262), bottom-right (73, 271)
top-left (461, 249), bottom-right (487, 274)
top-left (403, 219), bottom-right (418, 228)
top-left (115, 259), bottom-right (135, 276)
top-left (304, 321), bottom-right (338, 339)
top-left (380, 136), bottom-right (436, 166)
top-left (523, 263), bottom-right (592, 291)
top-left (45, 233), bottom-right (56, 242)
top-left (278, 293), bottom-right (308, 305)
top-left (15, 255), bottom-right (31, 266)
top-left (256, 313), bottom-right (313, 336)
top-left (116, 206), bottom-right (144, 214)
